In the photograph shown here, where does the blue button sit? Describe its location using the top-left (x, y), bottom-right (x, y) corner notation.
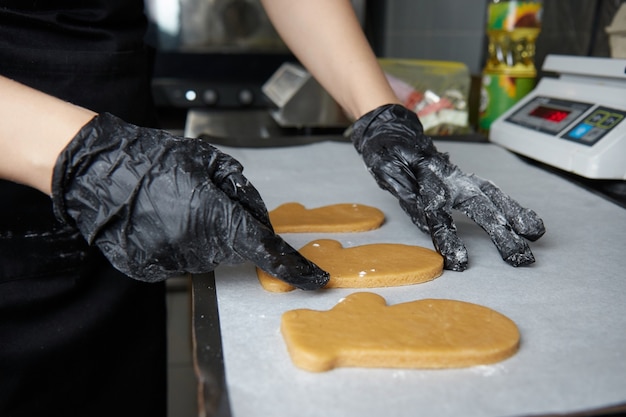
top-left (568, 123), bottom-right (593, 139)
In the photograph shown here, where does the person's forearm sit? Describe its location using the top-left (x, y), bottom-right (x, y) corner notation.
top-left (260, 0), bottom-right (399, 119)
top-left (0, 75), bottom-right (96, 195)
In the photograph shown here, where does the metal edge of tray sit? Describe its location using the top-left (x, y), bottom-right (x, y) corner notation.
top-left (191, 272), bottom-right (232, 417)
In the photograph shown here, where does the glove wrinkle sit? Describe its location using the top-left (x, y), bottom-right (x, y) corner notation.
top-left (51, 112), bottom-right (330, 287)
top-left (215, 170), bottom-right (274, 231)
top-left (476, 178), bottom-right (546, 241)
top-left (351, 104), bottom-right (545, 270)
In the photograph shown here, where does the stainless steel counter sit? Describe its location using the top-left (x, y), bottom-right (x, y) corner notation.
top-left (191, 138), bottom-right (626, 417)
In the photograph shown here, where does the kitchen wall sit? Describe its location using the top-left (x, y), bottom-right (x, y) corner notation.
top-left (366, 0), bottom-right (487, 74)
top-left (366, 0), bottom-right (623, 76)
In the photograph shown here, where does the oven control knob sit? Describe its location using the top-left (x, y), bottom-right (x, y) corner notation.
top-left (202, 89), bottom-right (219, 106)
top-left (238, 89), bottom-right (254, 106)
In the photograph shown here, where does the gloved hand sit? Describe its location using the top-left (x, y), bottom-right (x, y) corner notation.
top-left (51, 112), bottom-right (329, 289)
top-left (351, 104), bottom-right (545, 271)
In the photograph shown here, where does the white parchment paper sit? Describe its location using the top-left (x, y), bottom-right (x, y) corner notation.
top-left (207, 140), bottom-right (626, 417)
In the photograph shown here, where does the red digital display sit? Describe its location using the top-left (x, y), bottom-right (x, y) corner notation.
top-left (529, 106), bottom-right (570, 123)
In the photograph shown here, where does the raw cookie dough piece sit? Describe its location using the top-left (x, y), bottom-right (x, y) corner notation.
top-left (269, 203), bottom-right (385, 233)
top-left (281, 292), bottom-right (520, 372)
top-left (257, 239), bottom-right (443, 292)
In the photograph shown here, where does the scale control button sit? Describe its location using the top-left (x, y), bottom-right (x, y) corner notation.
top-left (568, 123), bottom-right (593, 139)
top-left (600, 113), bottom-right (624, 128)
top-left (583, 128), bottom-right (605, 143)
top-left (587, 111), bottom-right (607, 125)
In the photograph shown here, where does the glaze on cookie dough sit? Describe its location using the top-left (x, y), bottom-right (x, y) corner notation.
top-left (257, 239), bottom-right (443, 292)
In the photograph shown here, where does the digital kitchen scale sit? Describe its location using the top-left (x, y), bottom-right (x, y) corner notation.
top-left (490, 55), bottom-right (626, 180)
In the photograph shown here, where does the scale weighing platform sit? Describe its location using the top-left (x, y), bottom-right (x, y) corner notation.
top-left (490, 55), bottom-right (626, 180)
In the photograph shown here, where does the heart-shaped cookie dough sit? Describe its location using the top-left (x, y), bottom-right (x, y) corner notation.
top-left (281, 292), bottom-right (520, 372)
top-left (269, 203), bottom-right (385, 233)
top-left (256, 239), bottom-right (443, 292)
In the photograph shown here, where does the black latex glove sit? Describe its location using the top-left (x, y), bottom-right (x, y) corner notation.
top-left (51, 113), bottom-right (329, 289)
top-left (351, 104), bottom-right (545, 271)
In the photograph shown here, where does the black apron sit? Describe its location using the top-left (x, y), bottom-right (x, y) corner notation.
top-left (0, 1), bottom-right (167, 416)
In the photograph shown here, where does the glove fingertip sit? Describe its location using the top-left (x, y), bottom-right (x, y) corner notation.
top-left (504, 250), bottom-right (536, 267)
top-left (442, 249), bottom-right (469, 271)
top-left (430, 226), bottom-right (468, 271)
top-left (518, 215), bottom-right (546, 242)
top-left (266, 262), bottom-right (330, 291)
top-left (256, 241), bottom-right (330, 290)
top-left (292, 269), bottom-right (331, 291)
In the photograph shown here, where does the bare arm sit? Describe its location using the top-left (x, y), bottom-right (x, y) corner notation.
top-left (0, 80), bottom-right (329, 287)
top-left (0, 1), bottom-right (390, 193)
top-left (261, 1), bottom-right (546, 270)
top-left (260, 0), bottom-right (399, 119)
top-left (0, 75), bottom-right (96, 194)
